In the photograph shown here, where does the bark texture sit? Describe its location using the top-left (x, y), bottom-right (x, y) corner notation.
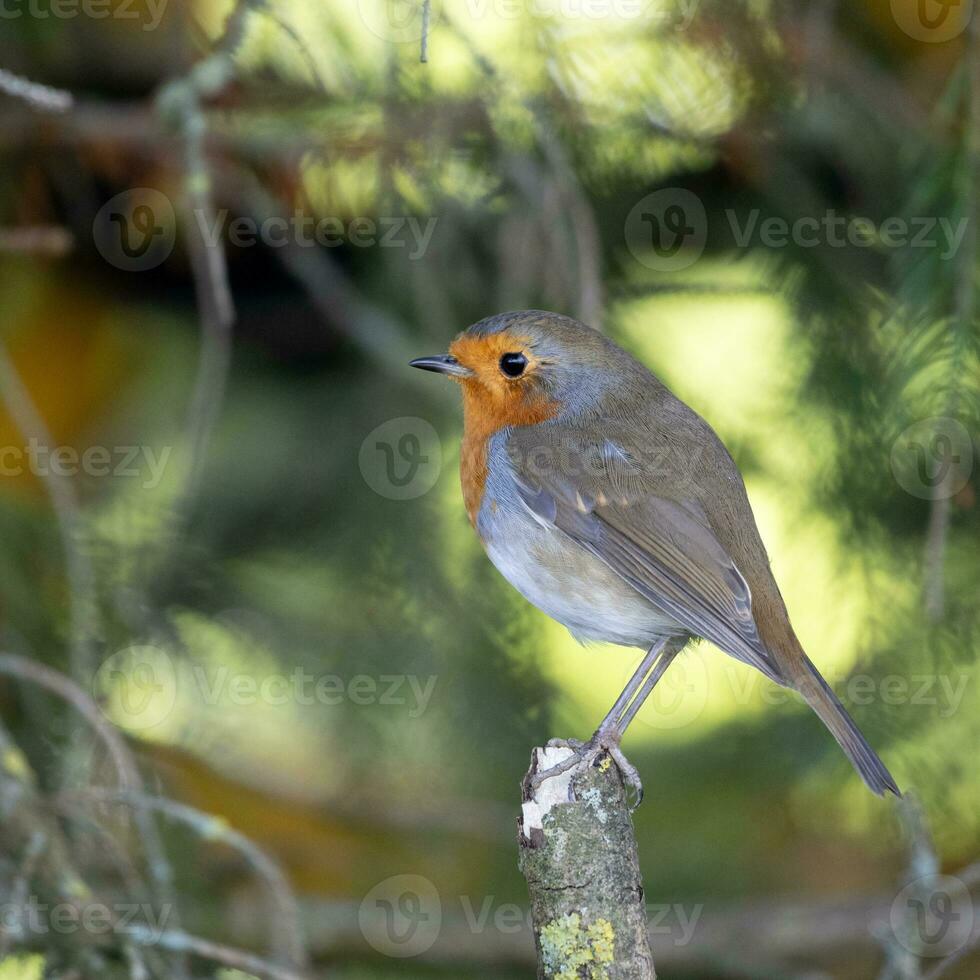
top-left (518, 746), bottom-right (655, 979)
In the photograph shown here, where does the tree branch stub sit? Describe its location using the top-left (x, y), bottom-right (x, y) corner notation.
top-left (519, 746), bottom-right (655, 980)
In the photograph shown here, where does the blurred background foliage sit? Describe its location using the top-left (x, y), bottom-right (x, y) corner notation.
top-left (0, 0), bottom-right (978, 977)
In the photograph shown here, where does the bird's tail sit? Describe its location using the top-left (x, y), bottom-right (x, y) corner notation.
top-left (795, 654), bottom-right (901, 797)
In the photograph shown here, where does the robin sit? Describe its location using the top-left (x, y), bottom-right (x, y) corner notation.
top-left (411, 310), bottom-right (899, 803)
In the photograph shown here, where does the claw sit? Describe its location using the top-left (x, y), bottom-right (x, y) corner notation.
top-left (529, 745), bottom-right (586, 791)
top-left (607, 743), bottom-right (644, 809)
top-left (530, 733), bottom-right (645, 808)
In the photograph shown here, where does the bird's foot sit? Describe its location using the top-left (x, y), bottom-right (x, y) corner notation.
top-left (532, 730), bottom-right (644, 809)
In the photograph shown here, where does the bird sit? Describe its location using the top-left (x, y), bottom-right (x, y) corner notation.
top-left (410, 310), bottom-right (900, 804)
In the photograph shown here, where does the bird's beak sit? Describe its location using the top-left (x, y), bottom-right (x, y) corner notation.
top-left (409, 354), bottom-right (473, 378)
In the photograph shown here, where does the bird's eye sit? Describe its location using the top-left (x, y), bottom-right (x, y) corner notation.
top-left (499, 352), bottom-right (528, 378)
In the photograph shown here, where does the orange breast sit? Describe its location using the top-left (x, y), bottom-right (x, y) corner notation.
top-left (460, 423), bottom-right (490, 529)
top-left (458, 383), bottom-right (559, 528)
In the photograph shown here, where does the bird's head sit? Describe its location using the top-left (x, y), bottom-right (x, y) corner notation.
top-left (410, 310), bottom-right (628, 428)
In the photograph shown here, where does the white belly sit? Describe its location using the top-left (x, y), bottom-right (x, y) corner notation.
top-left (483, 519), bottom-right (679, 648)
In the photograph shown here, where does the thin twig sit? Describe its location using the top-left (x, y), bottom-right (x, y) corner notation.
top-left (177, 124), bottom-right (236, 504)
top-left (535, 116), bottom-right (603, 328)
top-left (238, 176), bottom-right (441, 396)
top-left (918, 859), bottom-right (980, 978)
top-left (444, 15), bottom-right (603, 326)
top-left (0, 345), bottom-right (97, 683)
top-left (63, 787), bottom-right (308, 970)
top-left (0, 830), bottom-right (47, 957)
top-left (52, 790), bottom-right (158, 980)
top-left (0, 66), bottom-right (73, 113)
top-left (0, 653), bottom-right (184, 967)
top-left (0, 717), bottom-right (105, 951)
top-left (0, 226), bottom-right (73, 255)
top-left (213, 0), bottom-right (263, 60)
top-left (123, 942), bottom-right (152, 980)
top-left (50, 799), bottom-right (152, 903)
top-left (421, 0), bottom-right (432, 63)
top-left (0, 654), bottom-right (138, 790)
top-left (150, 0), bottom-right (250, 539)
top-left (264, 10), bottom-right (325, 91)
top-left (925, 9), bottom-right (980, 621)
top-left (123, 926), bottom-right (311, 980)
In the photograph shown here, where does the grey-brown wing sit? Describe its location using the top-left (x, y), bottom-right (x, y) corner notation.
top-left (507, 425), bottom-right (784, 684)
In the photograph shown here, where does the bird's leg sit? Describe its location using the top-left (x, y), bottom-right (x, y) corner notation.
top-left (543, 639), bottom-right (667, 756)
top-left (542, 638), bottom-right (668, 756)
top-left (532, 637), bottom-right (685, 806)
top-left (596, 639), bottom-right (670, 735)
top-left (612, 637), bottom-right (686, 734)
top-left (598, 638), bottom-right (686, 805)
